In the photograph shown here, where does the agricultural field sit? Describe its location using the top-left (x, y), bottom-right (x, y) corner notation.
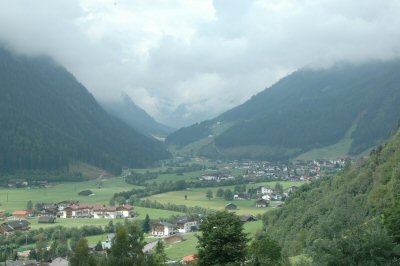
top-left (145, 181), bottom-right (304, 215)
top-left (0, 177), bottom-right (142, 212)
top-left (0, 176), bottom-right (184, 232)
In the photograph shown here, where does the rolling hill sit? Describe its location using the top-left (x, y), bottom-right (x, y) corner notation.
top-left (0, 47), bottom-right (170, 175)
top-left (262, 132), bottom-right (400, 264)
top-left (166, 61), bottom-right (400, 160)
top-left (101, 94), bottom-right (173, 138)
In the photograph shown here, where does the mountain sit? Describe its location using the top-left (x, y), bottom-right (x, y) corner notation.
top-left (166, 61), bottom-right (400, 160)
top-left (0, 47), bottom-right (170, 174)
top-left (101, 94), bottom-right (174, 138)
top-left (262, 132), bottom-right (400, 264)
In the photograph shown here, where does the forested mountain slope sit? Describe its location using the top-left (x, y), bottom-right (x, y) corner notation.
top-left (0, 48), bottom-right (170, 174)
top-left (101, 94), bottom-right (173, 138)
top-left (167, 61), bottom-right (400, 160)
top-left (263, 132), bottom-right (400, 264)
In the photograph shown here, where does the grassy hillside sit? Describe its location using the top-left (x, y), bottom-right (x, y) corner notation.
top-left (167, 61), bottom-right (400, 161)
top-left (262, 132), bottom-right (400, 264)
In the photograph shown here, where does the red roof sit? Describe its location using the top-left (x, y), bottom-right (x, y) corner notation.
top-left (183, 255), bottom-right (197, 263)
top-left (13, 210), bottom-right (28, 215)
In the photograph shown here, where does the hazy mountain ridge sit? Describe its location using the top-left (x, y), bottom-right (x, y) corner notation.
top-left (0, 48), bottom-right (170, 174)
top-left (101, 94), bottom-right (174, 138)
top-left (166, 61), bottom-right (400, 160)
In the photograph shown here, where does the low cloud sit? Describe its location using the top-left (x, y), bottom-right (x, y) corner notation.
top-left (1, 0), bottom-right (400, 127)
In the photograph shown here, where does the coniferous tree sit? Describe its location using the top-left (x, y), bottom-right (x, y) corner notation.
top-left (143, 214), bottom-right (151, 233)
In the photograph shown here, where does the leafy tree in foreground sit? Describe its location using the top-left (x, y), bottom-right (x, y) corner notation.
top-left (70, 238), bottom-right (96, 266)
top-left (248, 232), bottom-right (285, 266)
top-left (107, 222), bottom-right (146, 266)
top-left (154, 240), bottom-right (167, 265)
top-left (310, 221), bottom-right (400, 266)
top-left (197, 211), bottom-right (248, 266)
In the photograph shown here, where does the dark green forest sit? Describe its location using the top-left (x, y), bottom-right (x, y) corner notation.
top-left (167, 61), bottom-right (400, 160)
top-left (262, 132), bottom-right (400, 264)
top-left (0, 48), bottom-right (170, 175)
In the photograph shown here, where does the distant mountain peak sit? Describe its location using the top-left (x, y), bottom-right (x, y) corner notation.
top-left (101, 94), bottom-right (174, 138)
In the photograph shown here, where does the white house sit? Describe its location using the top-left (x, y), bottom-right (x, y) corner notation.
top-left (151, 222), bottom-right (174, 236)
top-left (61, 203), bottom-right (134, 219)
top-left (256, 186), bottom-right (274, 195)
top-left (175, 218), bottom-right (198, 233)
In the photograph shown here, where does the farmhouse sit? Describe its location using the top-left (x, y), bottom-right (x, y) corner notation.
top-left (12, 210), bottom-right (30, 219)
top-left (175, 217), bottom-right (198, 233)
top-left (256, 199), bottom-right (269, 208)
top-left (225, 203), bottom-right (238, 210)
top-left (151, 222), bottom-right (174, 236)
top-left (0, 220), bottom-right (30, 234)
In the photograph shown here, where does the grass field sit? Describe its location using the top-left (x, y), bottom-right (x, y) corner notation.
top-left (165, 220), bottom-right (263, 260)
top-left (146, 181), bottom-right (303, 215)
top-left (0, 175), bottom-right (188, 232)
top-left (0, 177), bottom-right (143, 212)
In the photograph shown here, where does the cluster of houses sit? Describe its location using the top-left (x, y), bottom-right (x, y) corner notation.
top-left (211, 159), bottom-right (347, 181)
top-left (0, 201), bottom-right (135, 235)
top-left (7, 179), bottom-right (49, 188)
top-left (199, 172), bottom-right (235, 182)
top-left (231, 184), bottom-right (299, 209)
top-left (8, 201), bottom-right (135, 220)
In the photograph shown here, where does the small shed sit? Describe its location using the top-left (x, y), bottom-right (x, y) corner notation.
top-left (224, 203), bottom-right (238, 210)
top-left (38, 216), bottom-right (56, 224)
top-left (239, 215), bottom-right (258, 223)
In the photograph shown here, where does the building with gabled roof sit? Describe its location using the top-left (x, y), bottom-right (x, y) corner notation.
top-left (151, 222), bottom-right (174, 236)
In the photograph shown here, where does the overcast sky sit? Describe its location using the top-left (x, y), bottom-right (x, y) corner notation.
top-left (1, 0), bottom-right (400, 127)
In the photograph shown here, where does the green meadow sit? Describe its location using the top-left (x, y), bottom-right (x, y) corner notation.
top-left (146, 181), bottom-right (304, 215)
top-left (0, 177), bottom-right (143, 211)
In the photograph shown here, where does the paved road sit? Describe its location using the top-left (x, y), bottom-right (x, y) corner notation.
top-left (143, 240), bottom-right (158, 253)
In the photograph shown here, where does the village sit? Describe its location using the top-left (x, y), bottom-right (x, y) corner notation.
top-left (199, 158), bottom-right (347, 182)
top-left (0, 158), bottom-right (345, 265)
